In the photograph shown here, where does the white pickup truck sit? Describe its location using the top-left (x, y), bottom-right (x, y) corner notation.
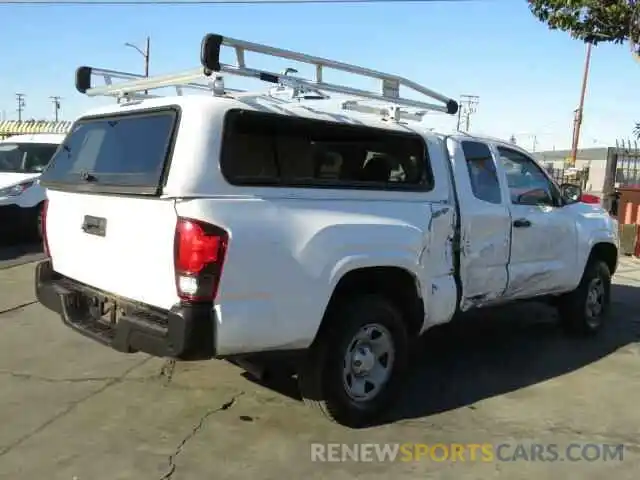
top-left (35, 34), bottom-right (619, 427)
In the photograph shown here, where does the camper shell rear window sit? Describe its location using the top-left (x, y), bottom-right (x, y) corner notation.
top-left (40, 107), bottom-right (179, 195)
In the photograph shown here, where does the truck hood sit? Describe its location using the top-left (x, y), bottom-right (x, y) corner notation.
top-left (0, 172), bottom-right (40, 190)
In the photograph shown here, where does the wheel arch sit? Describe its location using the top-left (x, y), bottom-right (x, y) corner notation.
top-left (313, 265), bottom-right (425, 345)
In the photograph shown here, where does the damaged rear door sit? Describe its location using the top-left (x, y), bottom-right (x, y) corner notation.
top-left (448, 138), bottom-right (511, 309)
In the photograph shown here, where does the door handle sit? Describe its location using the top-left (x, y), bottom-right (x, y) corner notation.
top-left (513, 218), bottom-right (532, 228)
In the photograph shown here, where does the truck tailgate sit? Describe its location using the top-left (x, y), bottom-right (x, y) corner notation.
top-left (46, 190), bottom-right (180, 310)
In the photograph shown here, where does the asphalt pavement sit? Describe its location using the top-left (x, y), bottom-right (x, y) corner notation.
top-left (0, 239), bottom-right (44, 270)
top-left (0, 247), bottom-right (639, 479)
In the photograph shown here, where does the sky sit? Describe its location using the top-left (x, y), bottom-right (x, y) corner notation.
top-left (0, 0), bottom-right (639, 153)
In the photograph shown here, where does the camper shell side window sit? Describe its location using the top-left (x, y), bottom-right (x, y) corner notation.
top-left (220, 109), bottom-right (434, 191)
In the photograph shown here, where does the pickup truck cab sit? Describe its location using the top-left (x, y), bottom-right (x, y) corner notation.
top-left (0, 133), bottom-right (63, 239)
top-left (34, 34), bottom-right (619, 427)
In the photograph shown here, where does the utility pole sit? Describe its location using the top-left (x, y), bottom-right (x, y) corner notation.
top-left (50, 96), bottom-right (61, 122)
top-left (125, 36), bottom-right (150, 93)
top-left (569, 42), bottom-right (593, 167)
top-left (456, 94), bottom-right (479, 132)
top-left (15, 93), bottom-right (26, 123)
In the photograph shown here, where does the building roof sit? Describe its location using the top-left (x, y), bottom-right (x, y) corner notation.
top-left (532, 147), bottom-right (610, 162)
top-left (0, 120), bottom-right (72, 136)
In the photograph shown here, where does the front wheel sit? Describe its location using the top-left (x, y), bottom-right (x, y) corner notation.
top-left (557, 260), bottom-right (611, 336)
top-left (298, 295), bottom-right (410, 428)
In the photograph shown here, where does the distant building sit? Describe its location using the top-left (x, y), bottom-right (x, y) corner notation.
top-left (532, 147), bottom-right (610, 169)
top-left (533, 145), bottom-right (640, 195)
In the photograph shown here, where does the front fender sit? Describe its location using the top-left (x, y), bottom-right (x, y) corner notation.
top-left (573, 205), bottom-right (619, 283)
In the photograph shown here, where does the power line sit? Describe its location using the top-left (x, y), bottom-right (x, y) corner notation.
top-left (1, 0), bottom-right (477, 4)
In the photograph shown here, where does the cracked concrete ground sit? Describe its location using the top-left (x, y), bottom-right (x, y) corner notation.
top-left (1, 258), bottom-right (640, 479)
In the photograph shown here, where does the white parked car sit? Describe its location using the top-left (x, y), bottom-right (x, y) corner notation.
top-left (0, 133), bottom-right (63, 240)
top-left (34, 34), bottom-right (619, 427)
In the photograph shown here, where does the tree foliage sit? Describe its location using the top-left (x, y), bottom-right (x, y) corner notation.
top-left (528, 0), bottom-right (639, 52)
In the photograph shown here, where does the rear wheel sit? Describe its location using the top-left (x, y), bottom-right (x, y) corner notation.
top-left (298, 294), bottom-right (410, 427)
top-left (557, 260), bottom-right (611, 336)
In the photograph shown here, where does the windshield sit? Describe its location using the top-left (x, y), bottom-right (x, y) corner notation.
top-left (0, 142), bottom-right (59, 174)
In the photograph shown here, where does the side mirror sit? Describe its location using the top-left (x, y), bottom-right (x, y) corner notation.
top-left (560, 183), bottom-right (582, 204)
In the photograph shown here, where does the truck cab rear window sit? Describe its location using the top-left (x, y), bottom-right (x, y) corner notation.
top-left (40, 109), bottom-right (177, 193)
top-left (220, 109), bottom-right (433, 191)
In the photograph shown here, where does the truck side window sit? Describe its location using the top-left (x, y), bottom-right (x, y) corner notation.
top-left (461, 141), bottom-right (502, 204)
top-left (497, 147), bottom-right (558, 206)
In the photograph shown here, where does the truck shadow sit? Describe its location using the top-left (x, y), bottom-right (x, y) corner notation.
top-left (0, 238), bottom-right (44, 270)
top-left (243, 282), bottom-right (640, 428)
top-left (387, 282), bottom-right (640, 425)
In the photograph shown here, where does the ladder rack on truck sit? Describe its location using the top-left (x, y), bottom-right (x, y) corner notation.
top-left (75, 33), bottom-right (459, 122)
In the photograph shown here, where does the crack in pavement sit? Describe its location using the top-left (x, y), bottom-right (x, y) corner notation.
top-left (159, 358), bottom-right (177, 385)
top-left (0, 367), bottom-right (250, 395)
top-left (0, 370), bottom-right (119, 383)
top-left (159, 392), bottom-right (245, 480)
top-left (0, 369), bottom-right (168, 385)
top-left (0, 301), bottom-right (38, 316)
top-left (0, 356), bottom-right (153, 459)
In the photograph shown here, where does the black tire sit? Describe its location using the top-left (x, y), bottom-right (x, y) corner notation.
top-left (298, 294), bottom-right (410, 428)
top-left (556, 260), bottom-right (611, 336)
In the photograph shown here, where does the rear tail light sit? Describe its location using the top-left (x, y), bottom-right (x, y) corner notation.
top-left (41, 200), bottom-right (51, 258)
top-left (174, 218), bottom-right (228, 303)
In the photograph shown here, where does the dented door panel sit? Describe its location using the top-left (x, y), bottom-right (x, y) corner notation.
top-left (504, 204), bottom-right (578, 298)
top-left (419, 203), bottom-right (458, 331)
top-left (494, 146), bottom-right (579, 299)
top-left (446, 138), bottom-right (511, 310)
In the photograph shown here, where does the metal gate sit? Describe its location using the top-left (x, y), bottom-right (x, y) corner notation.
top-left (546, 165), bottom-right (590, 189)
top-left (602, 141), bottom-right (640, 215)
top-left (602, 141), bottom-right (640, 255)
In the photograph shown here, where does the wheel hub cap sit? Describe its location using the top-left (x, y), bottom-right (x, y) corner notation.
top-left (342, 323), bottom-right (395, 403)
top-left (351, 345), bottom-right (375, 375)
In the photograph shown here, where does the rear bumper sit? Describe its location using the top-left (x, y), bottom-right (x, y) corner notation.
top-left (35, 259), bottom-right (216, 359)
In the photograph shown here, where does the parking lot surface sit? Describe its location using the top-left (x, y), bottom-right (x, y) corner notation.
top-left (1, 250), bottom-right (639, 479)
top-left (0, 241), bottom-right (44, 271)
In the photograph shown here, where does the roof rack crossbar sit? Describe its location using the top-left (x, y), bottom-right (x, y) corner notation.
top-left (341, 101), bottom-right (426, 122)
top-left (76, 67), bottom-right (223, 99)
top-left (75, 33), bottom-right (459, 116)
